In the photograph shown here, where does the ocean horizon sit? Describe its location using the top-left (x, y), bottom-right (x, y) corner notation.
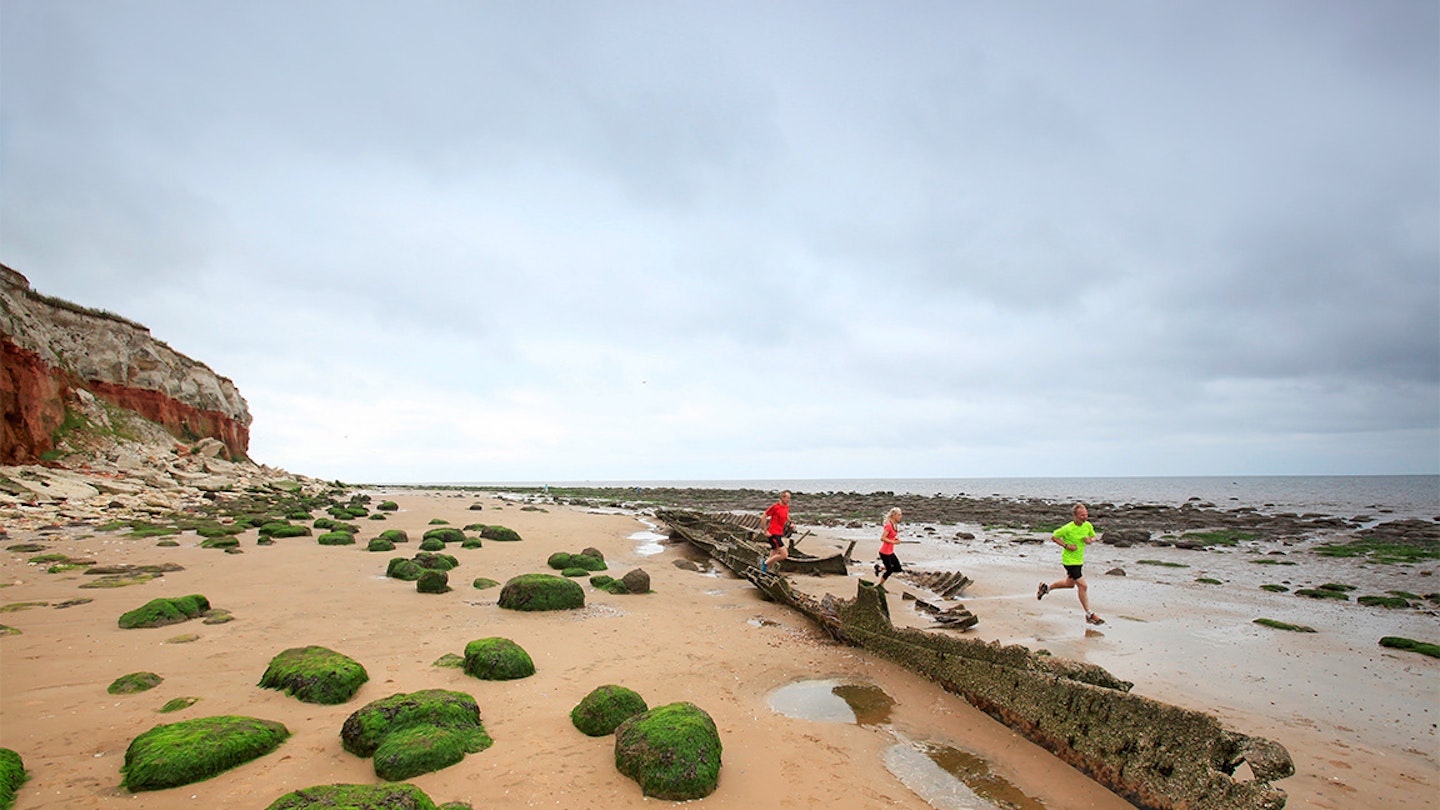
top-left (402, 474), bottom-right (1440, 522)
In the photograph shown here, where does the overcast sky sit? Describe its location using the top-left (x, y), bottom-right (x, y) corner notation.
top-left (2, 1), bottom-right (1436, 483)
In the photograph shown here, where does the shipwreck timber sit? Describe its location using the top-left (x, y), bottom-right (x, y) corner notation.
top-left (658, 509), bottom-right (1294, 810)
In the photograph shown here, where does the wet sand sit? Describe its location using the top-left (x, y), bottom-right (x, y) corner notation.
top-left (0, 491), bottom-right (1435, 809)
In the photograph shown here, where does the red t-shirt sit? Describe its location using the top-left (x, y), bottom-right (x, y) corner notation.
top-left (880, 521), bottom-right (898, 555)
top-left (764, 502), bottom-right (790, 536)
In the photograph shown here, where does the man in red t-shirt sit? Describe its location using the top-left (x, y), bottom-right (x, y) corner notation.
top-left (761, 490), bottom-right (792, 573)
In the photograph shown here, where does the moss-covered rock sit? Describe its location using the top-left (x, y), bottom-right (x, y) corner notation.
top-left (318, 531), bottom-right (356, 546)
top-left (159, 697), bottom-right (200, 713)
top-left (463, 637), bottom-right (535, 681)
top-left (417, 570), bottom-right (451, 594)
top-left (572, 685), bottom-right (648, 737)
top-left (376, 501), bottom-right (400, 512)
top-left (378, 529), bottom-right (409, 544)
top-left (418, 538), bottom-right (445, 552)
top-left (547, 552), bottom-right (573, 569)
top-left (480, 526), bottom-right (521, 542)
top-left (121, 715), bottom-right (290, 792)
top-left (367, 537), bottom-right (396, 552)
top-left (549, 551), bottom-right (606, 572)
top-left (422, 528), bottom-right (465, 545)
top-left (266, 782), bottom-right (437, 810)
top-left (460, 537), bottom-right (483, 549)
top-left (590, 574), bottom-right (630, 594)
top-left (200, 536), bottom-right (240, 549)
top-left (386, 558), bottom-right (423, 581)
top-left (118, 595), bottom-right (211, 629)
top-left (259, 522), bottom-right (311, 538)
top-left (373, 724), bottom-right (488, 781)
top-left (471, 578), bottom-right (499, 590)
top-left (562, 567), bottom-right (590, 577)
top-left (259, 646), bottom-right (369, 705)
top-left (339, 689), bottom-right (492, 779)
top-left (614, 702), bottom-right (721, 800)
top-left (109, 671), bottom-right (164, 694)
top-left (414, 552), bottom-right (459, 571)
top-left (0, 748), bottom-right (25, 810)
top-left (498, 574), bottom-right (585, 612)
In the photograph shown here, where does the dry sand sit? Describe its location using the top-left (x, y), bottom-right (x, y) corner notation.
top-left (0, 491), bottom-right (1435, 810)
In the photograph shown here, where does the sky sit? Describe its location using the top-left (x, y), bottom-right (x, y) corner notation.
top-left (2, 1), bottom-right (1437, 483)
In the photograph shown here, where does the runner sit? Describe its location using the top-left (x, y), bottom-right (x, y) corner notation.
top-left (875, 507), bottom-right (904, 586)
top-left (761, 490), bottom-right (792, 574)
top-left (1037, 503), bottom-right (1105, 625)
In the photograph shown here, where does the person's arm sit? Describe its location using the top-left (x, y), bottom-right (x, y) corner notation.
top-left (1053, 530), bottom-right (1077, 552)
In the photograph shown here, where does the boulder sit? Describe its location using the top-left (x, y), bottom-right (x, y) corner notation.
top-left (571, 684), bottom-right (647, 737)
top-left (498, 574), bottom-right (584, 612)
top-left (258, 646), bottom-right (369, 705)
top-left (266, 783), bottom-right (437, 810)
top-left (121, 715), bottom-right (289, 792)
top-left (614, 702), bottom-right (721, 800)
top-left (621, 568), bottom-right (651, 594)
top-left (463, 637), bottom-right (535, 681)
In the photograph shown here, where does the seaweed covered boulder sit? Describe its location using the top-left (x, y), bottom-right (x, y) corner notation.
top-left (571, 685), bottom-right (648, 737)
top-left (422, 527), bottom-right (465, 545)
top-left (463, 637), bottom-right (535, 681)
top-left (377, 529), bottom-right (409, 544)
top-left (498, 574), bottom-right (584, 612)
top-left (386, 557), bottom-right (423, 581)
top-left (418, 537), bottom-right (445, 552)
top-left (614, 702), bottom-right (721, 800)
top-left (259, 646), bottom-right (369, 705)
top-left (376, 500), bottom-right (400, 512)
top-left (317, 531), bottom-right (356, 546)
top-left (417, 569), bottom-right (451, 594)
top-left (367, 537), bottom-right (395, 552)
top-left (480, 525), bottom-right (522, 542)
top-left (414, 552), bottom-right (459, 571)
top-left (118, 595), bottom-right (210, 629)
top-left (548, 552), bottom-right (607, 572)
top-left (340, 689), bottom-right (492, 780)
top-left (0, 748), bottom-right (26, 810)
top-left (109, 671), bottom-right (164, 694)
top-left (266, 782), bottom-right (438, 809)
top-left (121, 715), bottom-right (290, 792)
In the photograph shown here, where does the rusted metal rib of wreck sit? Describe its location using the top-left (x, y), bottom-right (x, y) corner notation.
top-left (658, 509), bottom-right (1295, 810)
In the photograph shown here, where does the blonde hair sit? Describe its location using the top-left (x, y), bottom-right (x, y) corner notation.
top-left (885, 507), bottom-right (902, 523)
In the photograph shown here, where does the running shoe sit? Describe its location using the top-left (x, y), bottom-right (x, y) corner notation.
top-left (1086, 612), bottom-right (1105, 626)
top-left (1036, 582), bottom-right (1049, 600)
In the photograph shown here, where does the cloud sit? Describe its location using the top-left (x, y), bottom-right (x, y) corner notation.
top-left (2, 1), bottom-right (1435, 480)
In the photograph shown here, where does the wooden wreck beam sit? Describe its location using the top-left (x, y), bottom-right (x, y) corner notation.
top-left (656, 509), bottom-right (1294, 810)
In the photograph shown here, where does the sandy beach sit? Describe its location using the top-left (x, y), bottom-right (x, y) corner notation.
top-left (1, 489), bottom-right (1436, 810)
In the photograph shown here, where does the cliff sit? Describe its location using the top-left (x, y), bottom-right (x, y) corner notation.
top-left (0, 264), bottom-right (252, 465)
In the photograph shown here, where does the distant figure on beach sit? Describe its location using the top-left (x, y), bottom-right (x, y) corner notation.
top-left (1037, 503), bottom-right (1105, 626)
top-left (761, 490), bottom-right (792, 573)
top-left (874, 507), bottom-right (904, 585)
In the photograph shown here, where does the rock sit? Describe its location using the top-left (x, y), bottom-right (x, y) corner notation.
top-left (258, 646), bottom-right (369, 705)
top-left (621, 568), bottom-right (651, 594)
top-left (1103, 528), bottom-right (1149, 547)
top-left (121, 715), bottom-right (289, 792)
top-left (571, 684), bottom-right (648, 737)
top-left (614, 702), bottom-right (722, 800)
top-left (1106, 568), bottom-right (1126, 576)
top-left (265, 783), bottom-right (439, 810)
top-left (462, 637), bottom-right (535, 681)
top-left (497, 574), bottom-right (584, 611)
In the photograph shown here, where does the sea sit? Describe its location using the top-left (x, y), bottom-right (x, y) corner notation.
top-left (475, 476), bottom-right (1439, 522)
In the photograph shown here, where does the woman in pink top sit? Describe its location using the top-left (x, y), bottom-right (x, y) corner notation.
top-left (875, 507), bottom-right (903, 585)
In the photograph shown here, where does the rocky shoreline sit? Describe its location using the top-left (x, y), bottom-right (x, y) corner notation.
top-left (461, 484), bottom-right (1439, 556)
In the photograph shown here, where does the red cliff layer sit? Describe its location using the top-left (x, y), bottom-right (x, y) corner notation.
top-left (1, 265), bottom-right (252, 465)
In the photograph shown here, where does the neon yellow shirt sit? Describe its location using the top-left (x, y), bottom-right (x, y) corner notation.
top-left (1054, 521), bottom-right (1096, 566)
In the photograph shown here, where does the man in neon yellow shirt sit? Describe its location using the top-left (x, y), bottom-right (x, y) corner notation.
top-left (1037, 503), bottom-right (1104, 626)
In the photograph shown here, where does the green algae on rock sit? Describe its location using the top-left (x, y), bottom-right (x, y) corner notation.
top-left (317, 531), bottom-right (356, 546)
top-left (418, 538), bottom-right (445, 551)
top-left (498, 573), bottom-right (584, 612)
top-left (117, 594), bottom-right (210, 629)
top-left (480, 526), bottom-right (522, 542)
top-left (417, 569), bottom-right (451, 594)
top-left (422, 527), bottom-right (464, 545)
top-left (614, 702), bottom-right (722, 800)
top-left (571, 685), bottom-right (648, 737)
top-left (1379, 636), bottom-right (1440, 659)
top-left (108, 671), bottom-right (164, 694)
top-left (121, 715), bottom-right (290, 792)
top-left (471, 578), bottom-right (499, 590)
top-left (259, 646), bottom-right (369, 705)
top-left (340, 689), bottom-right (492, 779)
top-left (376, 500), bottom-right (400, 512)
top-left (0, 747), bottom-right (26, 810)
top-left (367, 537), bottom-right (396, 552)
top-left (386, 558), bottom-right (423, 581)
top-left (378, 529), bottom-right (409, 544)
top-left (549, 552), bottom-right (607, 572)
top-left (266, 782), bottom-right (438, 810)
top-left (463, 637), bottom-right (535, 681)
top-left (374, 724), bottom-right (487, 781)
top-left (159, 697), bottom-right (200, 713)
